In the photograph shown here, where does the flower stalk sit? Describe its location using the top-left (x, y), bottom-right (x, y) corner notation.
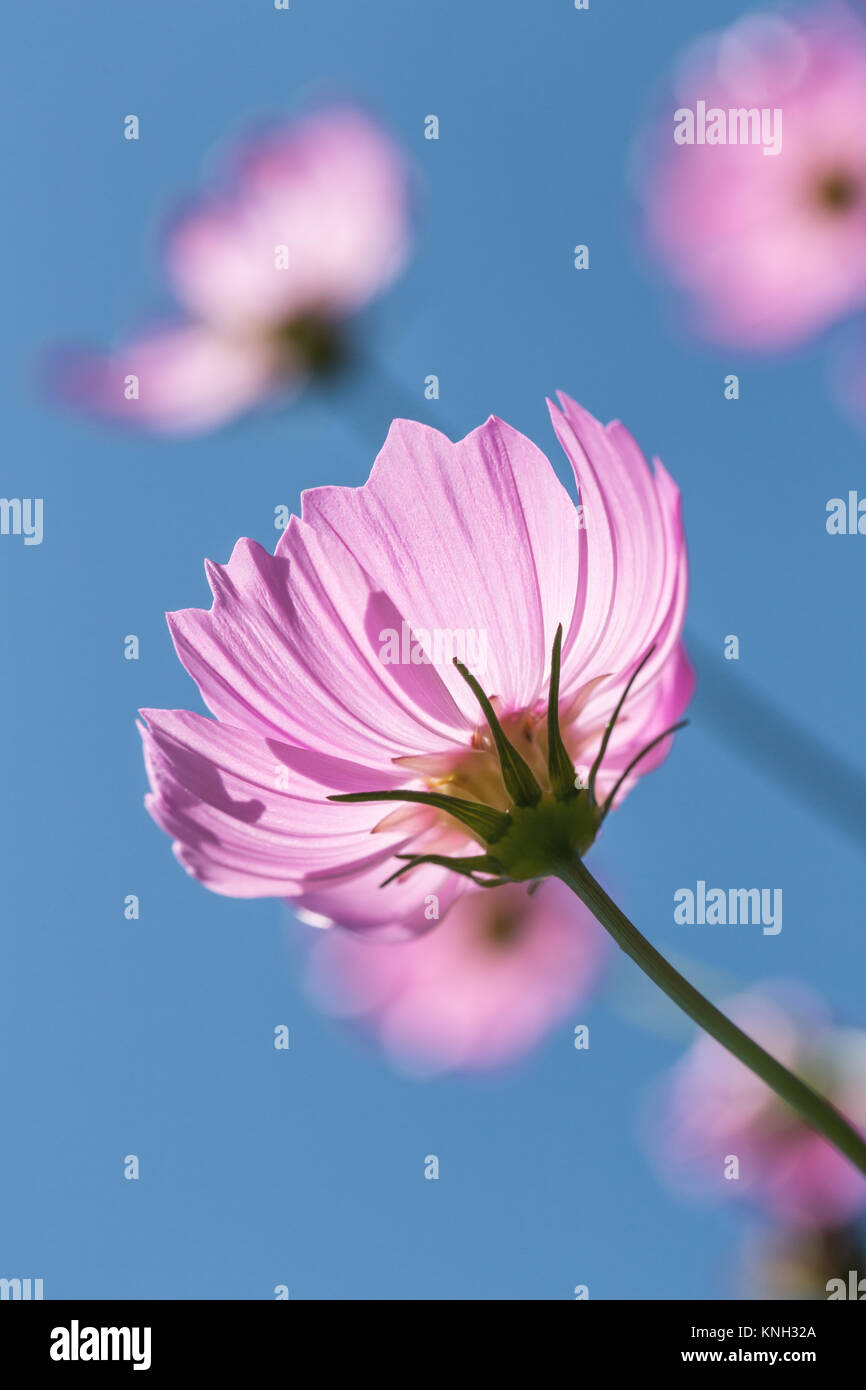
top-left (556, 852), bottom-right (866, 1179)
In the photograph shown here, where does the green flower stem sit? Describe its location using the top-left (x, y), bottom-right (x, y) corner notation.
top-left (556, 852), bottom-right (866, 1179)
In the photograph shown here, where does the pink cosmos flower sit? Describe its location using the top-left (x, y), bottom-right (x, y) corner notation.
top-left (52, 107), bottom-right (410, 433)
top-left (639, 8), bottom-right (866, 348)
top-left (648, 986), bottom-right (866, 1227)
top-left (139, 394), bottom-right (692, 938)
top-left (302, 878), bottom-right (606, 1074)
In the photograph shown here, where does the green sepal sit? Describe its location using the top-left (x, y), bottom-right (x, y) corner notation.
top-left (328, 788), bottom-right (509, 845)
top-left (546, 624), bottom-right (578, 800)
top-left (452, 658), bottom-right (542, 807)
top-left (380, 852), bottom-right (504, 888)
top-left (599, 720), bottom-right (689, 821)
top-left (587, 645), bottom-right (656, 805)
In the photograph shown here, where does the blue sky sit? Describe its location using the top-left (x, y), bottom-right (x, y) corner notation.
top-left (2, 0), bottom-right (865, 1299)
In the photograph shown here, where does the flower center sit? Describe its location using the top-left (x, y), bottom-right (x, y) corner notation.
top-left (816, 170), bottom-right (860, 214)
top-left (434, 708), bottom-right (552, 811)
top-left (482, 905), bottom-right (525, 948)
top-left (331, 629), bottom-right (686, 890)
top-left (273, 311), bottom-right (346, 374)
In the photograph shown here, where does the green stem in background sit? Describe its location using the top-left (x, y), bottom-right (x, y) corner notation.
top-left (556, 853), bottom-right (866, 1179)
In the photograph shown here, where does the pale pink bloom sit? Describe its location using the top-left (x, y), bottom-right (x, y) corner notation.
top-left (639, 8), bottom-right (866, 348)
top-left (649, 986), bottom-right (866, 1227)
top-left (140, 394), bottom-right (692, 937)
top-left (303, 878), bottom-right (606, 1074)
top-left (52, 107), bottom-right (410, 433)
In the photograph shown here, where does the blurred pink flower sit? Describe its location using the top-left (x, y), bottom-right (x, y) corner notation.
top-left (139, 394), bottom-right (692, 937)
top-left (52, 107), bottom-right (410, 433)
top-left (648, 986), bottom-right (866, 1227)
top-left (639, 8), bottom-right (866, 348)
top-left (302, 877), bottom-right (606, 1074)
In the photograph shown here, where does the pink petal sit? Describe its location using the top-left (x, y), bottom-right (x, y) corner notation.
top-left (140, 707), bottom-right (476, 931)
top-left (300, 415), bottom-right (582, 716)
top-left (549, 394), bottom-right (687, 696)
top-left (547, 394), bottom-right (691, 799)
top-left (168, 529), bottom-right (472, 768)
top-left (139, 707), bottom-right (410, 897)
top-left (765, 1130), bottom-right (866, 1228)
top-left (164, 107), bottom-right (410, 331)
top-left (588, 642), bottom-right (695, 807)
top-left (51, 323), bottom-right (280, 435)
top-left (293, 853), bottom-right (468, 940)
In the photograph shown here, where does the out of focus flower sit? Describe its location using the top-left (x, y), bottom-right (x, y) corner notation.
top-left (139, 395), bottom-right (691, 938)
top-left (302, 877), bottom-right (606, 1074)
top-left (638, 8), bottom-right (866, 348)
top-left (742, 1223), bottom-right (866, 1299)
top-left (648, 986), bottom-right (866, 1227)
top-left (52, 107), bottom-right (410, 433)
